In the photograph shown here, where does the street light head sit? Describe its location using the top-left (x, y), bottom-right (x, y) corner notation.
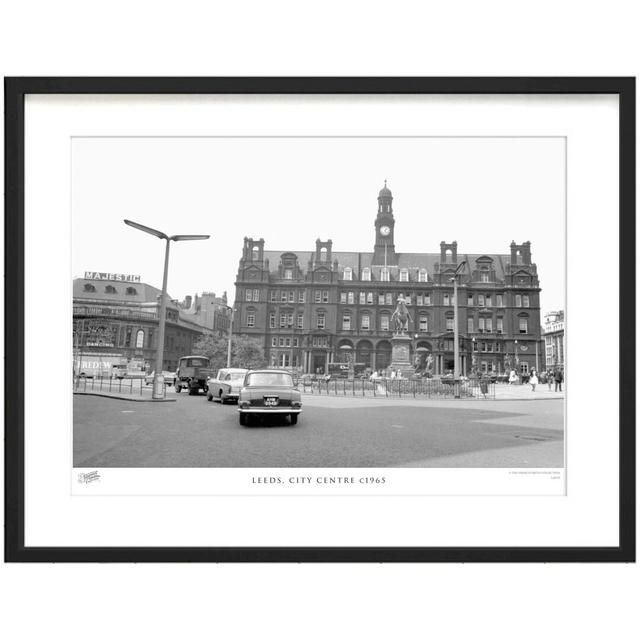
top-left (170, 234), bottom-right (211, 242)
top-left (124, 219), bottom-right (168, 240)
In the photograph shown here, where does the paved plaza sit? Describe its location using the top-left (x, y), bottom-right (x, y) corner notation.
top-left (74, 387), bottom-right (564, 468)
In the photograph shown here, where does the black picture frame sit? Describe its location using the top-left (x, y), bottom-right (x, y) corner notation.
top-left (4, 77), bottom-right (635, 563)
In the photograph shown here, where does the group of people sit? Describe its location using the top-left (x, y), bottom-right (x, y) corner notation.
top-left (508, 368), bottom-right (564, 392)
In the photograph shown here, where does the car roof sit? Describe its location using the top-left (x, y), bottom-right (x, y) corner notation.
top-left (246, 369), bottom-right (293, 375)
top-left (220, 367), bottom-right (249, 373)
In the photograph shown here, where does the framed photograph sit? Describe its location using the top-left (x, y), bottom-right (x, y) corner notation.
top-left (5, 77), bottom-right (635, 562)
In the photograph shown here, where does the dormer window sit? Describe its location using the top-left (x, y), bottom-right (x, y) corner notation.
top-left (418, 269), bottom-right (427, 282)
top-left (126, 287), bottom-right (137, 295)
top-left (381, 268), bottom-right (390, 282)
top-left (105, 285), bottom-right (117, 294)
top-left (284, 269), bottom-right (293, 280)
top-left (83, 283), bottom-right (96, 292)
top-left (399, 269), bottom-right (409, 282)
top-left (343, 267), bottom-right (353, 281)
top-left (361, 268), bottom-right (371, 281)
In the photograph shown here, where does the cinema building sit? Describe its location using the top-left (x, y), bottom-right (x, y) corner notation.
top-left (232, 184), bottom-right (543, 376)
top-left (73, 273), bottom-right (218, 376)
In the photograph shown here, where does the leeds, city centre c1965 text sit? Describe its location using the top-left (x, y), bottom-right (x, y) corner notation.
top-left (252, 476), bottom-right (386, 485)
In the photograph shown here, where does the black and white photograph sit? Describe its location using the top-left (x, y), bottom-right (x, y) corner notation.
top-left (71, 136), bottom-right (566, 475)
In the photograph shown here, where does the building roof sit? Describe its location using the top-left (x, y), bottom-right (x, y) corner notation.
top-left (73, 278), bottom-right (165, 303)
top-left (262, 251), bottom-right (511, 279)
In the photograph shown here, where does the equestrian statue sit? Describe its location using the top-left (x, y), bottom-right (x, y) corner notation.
top-left (391, 294), bottom-right (412, 334)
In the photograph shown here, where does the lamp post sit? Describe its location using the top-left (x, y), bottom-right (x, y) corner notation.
top-left (124, 219), bottom-right (210, 400)
top-left (226, 306), bottom-right (236, 367)
top-left (450, 261), bottom-right (467, 398)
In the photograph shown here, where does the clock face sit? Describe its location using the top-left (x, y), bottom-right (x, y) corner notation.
top-left (380, 225), bottom-right (391, 237)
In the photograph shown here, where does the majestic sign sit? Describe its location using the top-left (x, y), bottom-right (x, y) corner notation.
top-left (84, 271), bottom-right (141, 283)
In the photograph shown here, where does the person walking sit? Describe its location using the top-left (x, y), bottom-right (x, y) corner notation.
top-left (508, 369), bottom-right (518, 385)
top-left (555, 368), bottom-right (563, 392)
top-left (547, 369), bottom-right (554, 390)
top-left (529, 370), bottom-right (538, 392)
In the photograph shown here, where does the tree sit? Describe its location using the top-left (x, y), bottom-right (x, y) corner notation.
top-left (192, 333), bottom-right (266, 371)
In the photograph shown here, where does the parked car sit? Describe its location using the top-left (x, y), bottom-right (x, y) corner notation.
top-left (144, 370), bottom-right (177, 387)
top-left (237, 370), bottom-right (302, 426)
top-left (206, 368), bottom-right (248, 403)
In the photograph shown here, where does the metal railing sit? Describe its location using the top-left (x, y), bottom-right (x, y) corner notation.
top-left (73, 375), bottom-right (148, 396)
top-left (298, 377), bottom-right (496, 399)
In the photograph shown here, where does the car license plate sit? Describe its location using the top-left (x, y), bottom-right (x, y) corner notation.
top-left (263, 396), bottom-right (279, 407)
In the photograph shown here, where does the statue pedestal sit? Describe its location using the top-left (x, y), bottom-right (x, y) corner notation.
top-left (390, 333), bottom-right (414, 377)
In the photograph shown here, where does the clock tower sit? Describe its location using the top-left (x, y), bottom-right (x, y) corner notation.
top-left (372, 181), bottom-right (398, 265)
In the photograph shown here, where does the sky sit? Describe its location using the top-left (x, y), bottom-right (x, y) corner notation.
top-left (72, 136), bottom-right (565, 316)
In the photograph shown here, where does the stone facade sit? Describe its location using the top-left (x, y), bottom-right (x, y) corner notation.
top-left (232, 184), bottom-right (543, 376)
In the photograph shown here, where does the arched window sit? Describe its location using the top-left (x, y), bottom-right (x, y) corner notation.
top-left (361, 268), bottom-right (371, 281)
top-left (105, 285), bottom-right (117, 294)
top-left (343, 267), bottom-right (353, 281)
top-left (83, 283), bottom-right (96, 292)
top-left (126, 286), bottom-right (137, 295)
top-left (251, 245), bottom-right (259, 260)
top-left (135, 329), bottom-right (145, 348)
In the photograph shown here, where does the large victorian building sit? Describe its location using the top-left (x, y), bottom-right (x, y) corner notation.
top-left (233, 184), bottom-right (542, 376)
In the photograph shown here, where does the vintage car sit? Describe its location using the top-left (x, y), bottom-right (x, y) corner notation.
top-left (206, 368), bottom-right (248, 403)
top-left (175, 355), bottom-right (215, 395)
top-left (237, 370), bottom-right (302, 426)
top-left (144, 370), bottom-right (177, 387)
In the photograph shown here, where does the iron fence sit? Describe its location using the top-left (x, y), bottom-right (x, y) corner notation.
top-left (298, 377), bottom-right (495, 399)
top-left (73, 375), bottom-right (148, 396)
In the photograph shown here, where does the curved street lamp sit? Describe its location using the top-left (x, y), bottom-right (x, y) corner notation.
top-left (124, 219), bottom-right (210, 399)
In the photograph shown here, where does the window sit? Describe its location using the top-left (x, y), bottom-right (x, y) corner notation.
top-left (496, 294), bottom-right (503, 307)
top-left (322, 290), bottom-right (329, 303)
top-left (367, 292), bottom-right (373, 304)
top-left (485, 295), bottom-right (492, 307)
top-left (400, 268), bottom-right (409, 282)
top-left (340, 292), bottom-right (347, 304)
top-left (485, 317), bottom-right (493, 332)
top-left (297, 314), bottom-right (304, 329)
top-left (481, 342), bottom-right (487, 352)
top-left (342, 314), bottom-right (351, 330)
top-left (497, 317), bottom-right (503, 333)
top-left (418, 269), bottom-right (427, 282)
top-left (424, 293), bottom-right (431, 305)
top-left (284, 269), bottom-right (293, 280)
top-left (124, 327), bottom-right (132, 347)
top-left (293, 337), bottom-right (299, 347)
top-left (316, 312), bottom-right (325, 329)
top-left (279, 313), bottom-right (286, 328)
top-left (281, 291), bottom-right (288, 302)
top-left (270, 290), bottom-right (277, 302)
top-left (416, 294), bottom-right (423, 306)
top-left (380, 315), bottom-right (390, 331)
top-left (246, 313), bottom-right (255, 327)
top-left (443, 293), bottom-right (450, 306)
top-left (105, 285), bottom-right (117, 294)
top-left (419, 315), bottom-right (428, 331)
top-left (361, 314), bottom-right (370, 330)
top-left (523, 295), bottom-right (530, 308)
top-left (126, 286), bottom-right (137, 295)
top-left (515, 294), bottom-right (522, 307)
top-left (83, 283), bottom-right (96, 292)
top-left (135, 330), bottom-right (144, 348)
top-left (467, 317), bottom-right (474, 333)
top-left (246, 289), bottom-right (253, 302)
top-left (446, 317), bottom-right (454, 332)
top-left (378, 293), bottom-right (385, 305)
top-left (315, 290), bottom-right (321, 303)
top-left (343, 267), bottom-right (353, 281)
top-left (288, 291), bottom-right (294, 303)
top-left (269, 312), bottom-right (276, 328)
top-left (347, 291), bottom-right (355, 304)
top-left (298, 290), bottom-right (305, 303)
top-left (362, 268), bottom-right (371, 281)
top-left (519, 318), bottom-right (528, 333)
top-left (359, 292), bottom-right (366, 305)
top-left (385, 293), bottom-right (393, 305)
top-left (478, 317), bottom-right (485, 332)
top-left (381, 268), bottom-right (390, 282)
top-left (286, 313), bottom-right (293, 327)
top-left (478, 294), bottom-right (485, 307)
top-left (285, 337), bottom-right (291, 347)
top-left (467, 294), bottom-right (474, 306)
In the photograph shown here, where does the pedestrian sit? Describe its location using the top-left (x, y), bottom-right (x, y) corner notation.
top-left (554, 368), bottom-right (563, 392)
top-left (529, 370), bottom-right (538, 392)
top-left (508, 369), bottom-right (518, 385)
top-left (547, 369), bottom-right (554, 390)
top-left (479, 373), bottom-right (488, 399)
